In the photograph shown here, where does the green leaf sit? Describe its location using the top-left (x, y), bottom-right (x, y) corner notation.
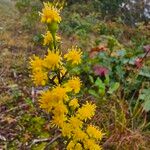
top-left (89, 75), bottom-right (94, 83)
top-left (25, 98), bottom-right (33, 107)
top-left (108, 82), bottom-right (120, 94)
top-left (95, 77), bottom-right (105, 96)
top-left (143, 100), bottom-right (150, 112)
top-left (88, 89), bottom-right (99, 98)
top-left (95, 77), bottom-right (103, 87)
top-left (98, 86), bottom-right (105, 96)
top-left (117, 49), bottom-right (126, 57)
top-left (139, 88), bottom-right (150, 112)
top-left (33, 34), bottom-right (43, 43)
top-left (139, 66), bottom-right (150, 78)
top-left (104, 75), bottom-right (110, 85)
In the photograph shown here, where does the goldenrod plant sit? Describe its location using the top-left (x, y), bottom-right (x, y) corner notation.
top-left (29, 2), bottom-right (104, 149)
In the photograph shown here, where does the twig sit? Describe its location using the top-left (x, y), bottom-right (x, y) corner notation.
top-left (1, 104), bottom-right (28, 114)
top-left (0, 134), bottom-right (6, 141)
top-left (30, 134), bottom-right (61, 148)
top-left (140, 47), bottom-right (150, 63)
top-left (0, 69), bottom-right (5, 77)
top-left (44, 134), bottom-right (61, 150)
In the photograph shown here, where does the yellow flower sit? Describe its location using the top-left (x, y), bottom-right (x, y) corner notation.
top-left (51, 85), bottom-right (68, 102)
top-left (75, 143), bottom-right (83, 150)
top-left (67, 140), bottom-right (76, 150)
top-left (84, 139), bottom-right (102, 150)
top-left (43, 49), bottom-right (62, 69)
top-left (43, 31), bottom-right (53, 46)
top-left (76, 101), bottom-right (96, 121)
top-left (29, 55), bottom-right (43, 72)
top-left (69, 98), bottom-right (80, 109)
top-left (86, 125), bottom-right (104, 140)
top-left (64, 47), bottom-right (82, 65)
top-left (61, 123), bottom-right (73, 138)
top-left (51, 114), bottom-right (67, 128)
top-left (65, 77), bottom-right (81, 94)
top-left (31, 69), bottom-right (48, 86)
top-left (73, 128), bottom-right (88, 141)
top-left (52, 103), bottom-right (68, 115)
top-left (40, 2), bottom-right (61, 24)
top-left (43, 31), bottom-right (61, 46)
top-left (69, 116), bottom-right (83, 129)
top-left (39, 90), bottom-right (54, 113)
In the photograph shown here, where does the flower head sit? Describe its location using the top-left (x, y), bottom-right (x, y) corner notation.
top-left (29, 55), bottom-right (43, 72)
top-left (61, 123), bottom-right (73, 138)
top-left (76, 102), bottom-right (96, 121)
top-left (64, 47), bottom-right (82, 65)
top-left (43, 31), bottom-right (53, 46)
top-left (73, 128), bottom-right (88, 141)
top-left (43, 31), bottom-right (61, 46)
top-left (39, 90), bottom-right (54, 112)
top-left (52, 103), bottom-right (68, 115)
top-left (43, 49), bottom-right (62, 69)
top-left (40, 2), bottom-right (61, 24)
top-left (69, 98), bottom-right (80, 109)
top-left (51, 85), bottom-right (68, 102)
top-left (86, 125), bottom-right (104, 140)
top-left (84, 139), bottom-right (102, 150)
top-left (67, 140), bottom-right (76, 150)
top-left (75, 143), bottom-right (83, 150)
top-left (69, 116), bottom-right (83, 129)
top-left (31, 70), bottom-right (48, 86)
top-left (51, 114), bottom-right (67, 128)
top-left (65, 77), bottom-right (81, 94)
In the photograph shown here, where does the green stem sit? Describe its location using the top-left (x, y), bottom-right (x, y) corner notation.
top-left (49, 43), bottom-right (53, 50)
top-left (52, 32), bottom-right (56, 50)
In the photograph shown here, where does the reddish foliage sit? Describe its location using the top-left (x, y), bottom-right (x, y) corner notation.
top-left (93, 65), bottom-right (109, 77)
top-left (89, 45), bottom-right (107, 58)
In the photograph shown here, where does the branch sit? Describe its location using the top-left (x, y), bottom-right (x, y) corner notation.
top-left (30, 134), bottom-right (61, 147)
top-left (1, 104), bottom-right (28, 114)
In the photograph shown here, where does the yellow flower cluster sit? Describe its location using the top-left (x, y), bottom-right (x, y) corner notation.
top-left (29, 47), bottom-right (82, 86)
top-left (30, 52), bottom-right (104, 148)
top-left (29, 2), bottom-right (104, 150)
top-left (39, 83), bottom-right (104, 149)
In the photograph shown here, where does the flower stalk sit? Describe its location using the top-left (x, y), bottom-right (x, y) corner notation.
top-left (29, 2), bottom-right (104, 149)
